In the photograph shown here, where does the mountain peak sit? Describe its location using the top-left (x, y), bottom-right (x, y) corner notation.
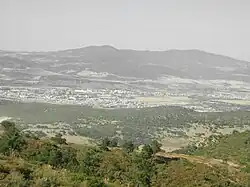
top-left (83, 45), bottom-right (118, 51)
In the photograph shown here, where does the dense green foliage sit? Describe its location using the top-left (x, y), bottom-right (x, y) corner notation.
top-left (0, 121), bottom-right (26, 155)
top-left (0, 121), bottom-right (249, 186)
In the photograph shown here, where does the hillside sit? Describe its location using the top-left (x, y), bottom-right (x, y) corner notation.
top-left (176, 130), bottom-right (250, 172)
top-left (1, 46), bottom-right (250, 82)
top-left (1, 46), bottom-right (250, 113)
top-left (0, 120), bottom-right (249, 187)
top-left (1, 102), bottom-right (250, 148)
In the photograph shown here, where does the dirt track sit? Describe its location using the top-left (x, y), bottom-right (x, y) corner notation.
top-left (155, 152), bottom-right (241, 171)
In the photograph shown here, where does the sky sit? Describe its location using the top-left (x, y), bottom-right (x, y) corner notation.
top-left (1, 0), bottom-right (250, 61)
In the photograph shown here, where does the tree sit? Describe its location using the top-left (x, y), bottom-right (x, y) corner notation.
top-left (0, 121), bottom-right (26, 155)
top-left (141, 144), bottom-right (153, 159)
top-left (100, 137), bottom-right (111, 150)
top-left (51, 133), bottom-right (67, 145)
top-left (151, 140), bottom-right (162, 154)
top-left (80, 148), bottom-right (102, 175)
top-left (245, 136), bottom-right (250, 145)
top-left (48, 149), bottom-right (63, 167)
top-left (87, 177), bottom-right (107, 187)
top-left (1, 120), bottom-right (17, 133)
top-left (121, 141), bottom-right (135, 153)
top-left (131, 152), bottom-right (154, 187)
top-left (110, 138), bottom-right (118, 147)
top-left (102, 137), bottom-right (111, 147)
top-left (60, 147), bottom-right (79, 170)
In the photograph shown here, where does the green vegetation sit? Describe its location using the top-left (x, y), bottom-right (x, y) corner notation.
top-left (178, 130), bottom-right (250, 166)
top-left (0, 121), bottom-right (26, 154)
top-left (2, 102), bottom-right (250, 144)
top-left (0, 120), bottom-right (249, 186)
top-left (175, 129), bottom-right (250, 180)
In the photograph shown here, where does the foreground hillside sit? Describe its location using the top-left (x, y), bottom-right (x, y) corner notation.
top-left (178, 130), bottom-right (250, 169)
top-left (0, 120), bottom-right (250, 186)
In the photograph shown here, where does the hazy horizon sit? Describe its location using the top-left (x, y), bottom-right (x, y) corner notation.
top-left (1, 0), bottom-right (250, 61)
top-left (0, 44), bottom-right (249, 62)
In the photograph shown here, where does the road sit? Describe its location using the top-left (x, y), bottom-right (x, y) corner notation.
top-left (155, 152), bottom-right (241, 171)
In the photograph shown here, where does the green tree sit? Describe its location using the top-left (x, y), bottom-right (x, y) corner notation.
top-left (141, 144), bottom-right (153, 159)
top-left (60, 146), bottom-right (79, 170)
top-left (87, 177), bottom-right (107, 187)
top-left (0, 121), bottom-right (26, 155)
top-left (102, 137), bottom-right (111, 147)
top-left (80, 148), bottom-right (102, 175)
top-left (151, 140), bottom-right (162, 154)
top-left (1, 120), bottom-right (17, 133)
top-left (100, 137), bottom-right (111, 150)
top-left (48, 148), bottom-right (63, 167)
top-left (51, 133), bottom-right (67, 145)
top-left (131, 153), bottom-right (154, 187)
top-left (110, 138), bottom-right (118, 148)
top-left (121, 141), bottom-right (135, 153)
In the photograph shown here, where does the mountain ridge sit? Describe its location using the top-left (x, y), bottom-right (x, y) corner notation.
top-left (1, 45), bottom-right (249, 63)
top-left (1, 45), bottom-right (250, 82)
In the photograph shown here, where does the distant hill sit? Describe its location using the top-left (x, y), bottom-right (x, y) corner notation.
top-left (1, 45), bottom-right (250, 82)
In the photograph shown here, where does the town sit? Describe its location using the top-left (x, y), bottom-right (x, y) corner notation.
top-left (0, 85), bottom-right (250, 112)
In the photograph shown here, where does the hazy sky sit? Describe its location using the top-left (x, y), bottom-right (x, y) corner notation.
top-left (1, 0), bottom-right (250, 61)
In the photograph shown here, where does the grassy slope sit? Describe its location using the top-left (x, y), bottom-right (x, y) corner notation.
top-left (185, 131), bottom-right (250, 167)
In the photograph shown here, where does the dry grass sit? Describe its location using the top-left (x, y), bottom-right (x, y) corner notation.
top-left (134, 96), bottom-right (191, 105)
top-left (220, 100), bottom-right (250, 105)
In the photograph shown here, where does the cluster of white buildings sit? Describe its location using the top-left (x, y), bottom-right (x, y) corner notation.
top-left (0, 87), bottom-right (158, 108)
